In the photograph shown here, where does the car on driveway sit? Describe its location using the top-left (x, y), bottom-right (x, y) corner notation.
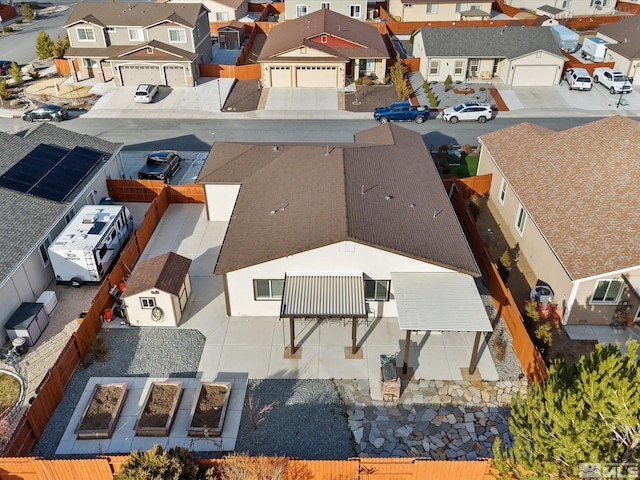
top-left (137, 150), bottom-right (182, 183)
top-left (134, 84), bottom-right (158, 103)
top-left (564, 68), bottom-right (592, 91)
top-left (22, 105), bottom-right (69, 122)
top-left (442, 103), bottom-right (493, 124)
top-left (0, 60), bottom-right (18, 76)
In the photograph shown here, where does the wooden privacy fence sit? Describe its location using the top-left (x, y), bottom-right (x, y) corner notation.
top-left (105, 180), bottom-right (205, 203)
top-left (0, 456), bottom-right (495, 479)
top-left (443, 174), bottom-right (492, 198)
top-left (444, 178), bottom-right (548, 383)
top-left (561, 51), bottom-right (615, 74)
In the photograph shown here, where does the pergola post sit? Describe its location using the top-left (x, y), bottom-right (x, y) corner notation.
top-left (402, 329), bottom-right (411, 375)
top-left (351, 317), bottom-right (357, 355)
top-left (289, 317), bottom-right (295, 355)
top-left (469, 331), bottom-right (482, 374)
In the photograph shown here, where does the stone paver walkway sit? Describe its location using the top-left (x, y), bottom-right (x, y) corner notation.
top-left (334, 379), bottom-right (527, 460)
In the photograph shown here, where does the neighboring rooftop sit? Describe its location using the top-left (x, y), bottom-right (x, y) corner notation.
top-left (200, 124), bottom-right (479, 277)
top-left (64, 2), bottom-right (206, 28)
top-left (123, 251), bottom-right (192, 297)
top-left (478, 116), bottom-right (640, 280)
top-left (598, 14), bottom-right (640, 44)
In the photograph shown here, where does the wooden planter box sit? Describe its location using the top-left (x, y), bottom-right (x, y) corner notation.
top-left (75, 383), bottom-right (128, 439)
top-left (134, 381), bottom-right (184, 437)
top-left (187, 382), bottom-right (231, 437)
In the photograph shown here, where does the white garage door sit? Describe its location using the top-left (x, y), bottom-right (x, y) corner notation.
top-left (165, 66), bottom-right (186, 86)
top-left (120, 65), bottom-right (162, 86)
top-left (296, 67), bottom-right (337, 88)
top-left (270, 67), bottom-right (292, 87)
top-left (511, 65), bottom-right (558, 86)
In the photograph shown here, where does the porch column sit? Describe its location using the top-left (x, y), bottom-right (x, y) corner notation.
top-left (351, 317), bottom-right (357, 354)
top-left (402, 329), bottom-right (411, 375)
top-left (289, 317), bottom-right (295, 355)
top-left (469, 331), bottom-right (482, 374)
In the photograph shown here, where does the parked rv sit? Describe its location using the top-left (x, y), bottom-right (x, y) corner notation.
top-left (580, 37), bottom-right (608, 62)
top-left (48, 205), bottom-right (134, 286)
top-left (549, 25), bottom-right (579, 53)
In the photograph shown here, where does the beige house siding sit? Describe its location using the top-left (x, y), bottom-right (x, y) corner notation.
top-left (502, 51), bottom-right (564, 85)
top-left (69, 24), bottom-right (108, 49)
top-left (125, 288), bottom-right (180, 327)
top-left (504, 0), bottom-right (615, 16)
top-left (416, 54), bottom-right (497, 82)
top-left (169, 0), bottom-right (248, 23)
top-left (389, 0), bottom-right (492, 22)
top-left (569, 275), bottom-right (639, 325)
top-left (285, 0), bottom-right (368, 20)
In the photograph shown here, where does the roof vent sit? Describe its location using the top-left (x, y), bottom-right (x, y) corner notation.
top-left (270, 209), bottom-right (278, 215)
top-left (82, 214), bottom-right (98, 224)
top-left (273, 145), bottom-right (278, 152)
top-left (385, 195), bottom-right (393, 200)
top-left (410, 203), bottom-right (416, 208)
top-left (433, 209), bottom-right (442, 218)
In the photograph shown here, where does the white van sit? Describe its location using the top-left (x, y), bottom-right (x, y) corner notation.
top-left (564, 68), bottom-right (592, 91)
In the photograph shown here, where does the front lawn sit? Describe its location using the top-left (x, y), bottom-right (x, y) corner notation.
top-left (449, 155), bottom-right (479, 178)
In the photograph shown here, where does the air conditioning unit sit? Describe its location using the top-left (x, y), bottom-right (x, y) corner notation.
top-left (530, 285), bottom-right (554, 305)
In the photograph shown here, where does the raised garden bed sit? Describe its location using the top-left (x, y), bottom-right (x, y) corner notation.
top-left (75, 383), bottom-right (128, 439)
top-left (188, 382), bottom-right (231, 437)
top-left (134, 381), bottom-right (183, 437)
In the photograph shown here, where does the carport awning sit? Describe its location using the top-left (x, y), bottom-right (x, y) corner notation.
top-left (280, 275), bottom-right (367, 318)
top-left (391, 272), bottom-right (492, 332)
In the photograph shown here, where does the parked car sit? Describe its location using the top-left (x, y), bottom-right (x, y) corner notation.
top-left (22, 105), bottom-right (69, 122)
top-left (442, 103), bottom-right (493, 124)
top-left (564, 68), bottom-right (592, 91)
top-left (374, 101), bottom-right (428, 123)
top-left (592, 67), bottom-right (632, 95)
top-left (137, 150), bottom-right (182, 183)
top-left (0, 60), bottom-right (18, 76)
top-left (134, 84), bottom-right (158, 103)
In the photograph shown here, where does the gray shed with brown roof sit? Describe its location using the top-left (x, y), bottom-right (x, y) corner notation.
top-left (123, 251), bottom-right (192, 327)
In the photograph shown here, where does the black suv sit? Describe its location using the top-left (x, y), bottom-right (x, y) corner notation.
top-left (22, 105), bottom-right (69, 122)
top-left (137, 150), bottom-right (182, 183)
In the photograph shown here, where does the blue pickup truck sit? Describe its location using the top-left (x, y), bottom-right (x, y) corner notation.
top-left (374, 102), bottom-right (429, 124)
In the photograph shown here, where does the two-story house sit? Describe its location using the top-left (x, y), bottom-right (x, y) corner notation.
top-left (387, 0), bottom-right (492, 22)
top-left (167, 0), bottom-right (250, 25)
top-left (502, 0), bottom-right (616, 17)
top-left (63, 2), bottom-right (213, 87)
top-left (284, 0), bottom-right (368, 21)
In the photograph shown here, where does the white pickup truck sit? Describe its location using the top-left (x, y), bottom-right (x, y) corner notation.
top-left (592, 67), bottom-right (633, 94)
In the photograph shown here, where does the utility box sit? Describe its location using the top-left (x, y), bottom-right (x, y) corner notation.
top-left (380, 356), bottom-right (400, 402)
top-left (581, 37), bottom-right (608, 62)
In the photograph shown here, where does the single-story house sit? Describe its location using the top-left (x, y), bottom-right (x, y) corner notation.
top-left (122, 252), bottom-right (192, 327)
top-left (387, 0), bottom-right (492, 22)
top-left (258, 9), bottom-right (389, 87)
top-left (477, 116), bottom-right (640, 325)
top-left (413, 26), bottom-right (566, 85)
top-left (0, 124), bottom-right (124, 341)
top-left (217, 21), bottom-right (245, 49)
top-left (597, 15), bottom-right (640, 85)
top-left (197, 123), bottom-right (492, 368)
top-left (284, 0), bottom-right (368, 21)
top-left (501, 0), bottom-right (616, 17)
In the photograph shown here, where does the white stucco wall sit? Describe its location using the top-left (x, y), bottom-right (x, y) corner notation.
top-left (223, 240), bottom-right (456, 316)
top-left (204, 184), bottom-right (241, 221)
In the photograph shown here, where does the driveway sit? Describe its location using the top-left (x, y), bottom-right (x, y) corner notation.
top-left (263, 88), bottom-right (339, 110)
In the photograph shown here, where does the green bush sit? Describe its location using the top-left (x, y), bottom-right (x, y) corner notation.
top-left (3, 26), bottom-right (13, 33)
top-left (114, 445), bottom-right (214, 480)
top-left (497, 249), bottom-right (511, 283)
top-left (36, 31), bottom-right (53, 59)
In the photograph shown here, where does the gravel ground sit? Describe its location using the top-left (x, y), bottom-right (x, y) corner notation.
top-left (222, 79), bottom-right (262, 112)
top-left (233, 379), bottom-right (354, 460)
top-left (32, 328), bottom-right (205, 457)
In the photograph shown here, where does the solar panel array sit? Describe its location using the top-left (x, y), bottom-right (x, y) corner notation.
top-left (0, 144), bottom-right (106, 202)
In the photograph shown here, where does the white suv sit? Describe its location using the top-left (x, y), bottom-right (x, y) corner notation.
top-left (564, 68), bottom-right (592, 91)
top-left (134, 84), bottom-right (158, 103)
top-left (442, 103), bottom-right (493, 124)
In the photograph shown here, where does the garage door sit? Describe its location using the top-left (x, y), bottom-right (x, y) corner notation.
top-left (270, 67), bottom-right (292, 87)
top-left (165, 66), bottom-right (186, 86)
top-left (120, 65), bottom-right (162, 86)
top-left (296, 67), bottom-right (337, 87)
top-left (511, 65), bottom-right (558, 86)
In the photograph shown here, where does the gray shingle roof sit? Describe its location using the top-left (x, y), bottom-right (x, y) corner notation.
top-left (418, 26), bottom-right (564, 59)
top-left (201, 124), bottom-right (479, 277)
top-left (0, 124), bottom-right (122, 288)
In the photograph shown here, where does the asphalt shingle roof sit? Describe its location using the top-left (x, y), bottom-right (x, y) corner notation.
top-left (201, 124), bottom-right (479, 277)
top-left (0, 124), bottom-right (122, 288)
top-left (123, 252), bottom-right (192, 297)
top-left (478, 116), bottom-right (640, 280)
top-left (598, 15), bottom-right (640, 44)
top-left (417, 26), bottom-right (564, 59)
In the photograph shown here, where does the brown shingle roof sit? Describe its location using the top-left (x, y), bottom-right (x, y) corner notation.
top-left (202, 124), bottom-right (479, 277)
top-left (478, 116), bottom-right (640, 280)
top-left (598, 15), bottom-right (640, 44)
top-left (123, 252), bottom-right (192, 297)
top-left (64, 2), bottom-right (205, 29)
top-left (258, 9), bottom-right (389, 62)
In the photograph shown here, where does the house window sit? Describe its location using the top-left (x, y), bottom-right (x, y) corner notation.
top-left (64, 207), bottom-right (76, 224)
top-left (365, 280), bottom-right (390, 301)
top-left (254, 279), bottom-right (284, 300)
top-left (321, 35), bottom-right (328, 43)
top-left (140, 297), bottom-right (156, 309)
top-left (561, 0), bottom-right (571, 7)
top-left (499, 178), bottom-right (507, 205)
top-left (321, 2), bottom-right (330, 8)
top-left (591, 279), bottom-right (623, 303)
top-left (602, 0), bottom-right (609, 6)
top-left (169, 28), bottom-right (187, 43)
top-left (128, 28), bottom-right (144, 41)
top-left (359, 58), bottom-right (375, 73)
top-left (492, 59), bottom-right (499, 74)
top-left (515, 204), bottom-right (527, 235)
top-left (296, 4), bottom-right (308, 17)
top-left (426, 4), bottom-right (438, 13)
top-left (470, 58), bottom-right (480, 73)
top-left (429, 60), bottom-right (439, 75)
top-left (470, 4), bottom-right (481, 9)
top-left (77, 27), bottom-right (95, 42)
top-left (39, 236), bottom-right (51, 266)
top-left (455, 3), bottom-right (467, 12)
top-left (454, 60), bottom-right (464, 75)
top-left (216, 12), bottom-right (229, 21)
top-left (82, 58), bottom-right (97, 67)
top-left (350, 4), bottom-right (361, 17)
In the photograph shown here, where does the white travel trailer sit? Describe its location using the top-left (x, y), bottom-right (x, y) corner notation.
top-left (48, 205), bottom-right (134, 286)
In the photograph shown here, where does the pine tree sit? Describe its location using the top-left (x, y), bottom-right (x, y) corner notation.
top-left (9, 62), bottom-right (22, 85)
top-left (35, 31), bottom-right (53, 59)
top-left (389, 57), bottom-right (411, 101)
top-left (52, 34), bottom-right (70, 59)
top-left (21, 3), bottom-right (35, 21)
top-left (493, 341), bottom-right (640, 479)
top-left (114, 445), bottom-right (214, 480)
top-left (0, 79), bottom-right (9, 101)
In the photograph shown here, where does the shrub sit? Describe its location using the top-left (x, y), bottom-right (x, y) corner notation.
top-left (497, 249), bottom-right (511, 283)
top-left (0, 79), bottom-right (9, 101)
top-left (469, 193), bottom-right (480, 219)
top-left (52, 34), bottom-right (70, 58)
top-left (9, 62), bottom-right (22, 85)
top-left (15, 19), bottom-right (22, 24)
top-left (114, 445), bottom-right (213, 480)
top-left (26, 64), bottom-right (40, 80)
top-left (21, 3), bottom-right (35, 21)
top-left (444, 74), bottom-right (452, 92)
top-left (35, 30), bottom-right (53, 59)
top-left (440, 159), bottom-right (450, 175)
top-left (2, 26), bottom-right (13, 33)
top-left (389, 57), bottom-right (411, 101)
top-left (218, 453), bottom-right (289, 480)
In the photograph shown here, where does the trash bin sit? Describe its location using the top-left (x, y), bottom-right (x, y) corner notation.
top-left (99, 196), bottom-right (114, 205)
top-left (380, 355), bottom-right (400, 402)
top-left (12, 337), bottom-right (28, 355)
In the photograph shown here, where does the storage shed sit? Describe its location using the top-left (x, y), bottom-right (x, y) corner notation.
top-left (217, 21), bottom-right (244, 50)
top-left (122, 252), bottom-right (192, 327)
top-left (5, 302), bottom-right (49, 347)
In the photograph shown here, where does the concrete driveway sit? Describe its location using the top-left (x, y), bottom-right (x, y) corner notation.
top-left (264, 88), bottom-right (339, 110)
